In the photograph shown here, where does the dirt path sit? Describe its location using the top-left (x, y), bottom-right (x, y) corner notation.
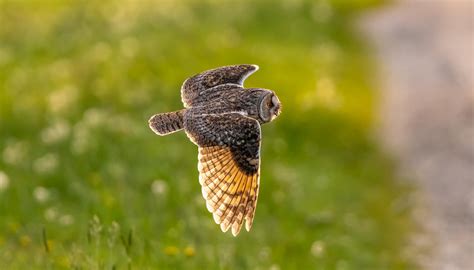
top-left (360, 1), bottom-right (473, 269)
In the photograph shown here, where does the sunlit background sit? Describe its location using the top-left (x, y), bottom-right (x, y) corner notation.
top-left (1, 0), bottom-right (471, 269)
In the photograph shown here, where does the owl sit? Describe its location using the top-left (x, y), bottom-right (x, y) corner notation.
top-left (148, 64), bottom-right (281, 236)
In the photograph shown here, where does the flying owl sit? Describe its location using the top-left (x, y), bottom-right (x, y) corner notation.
top-left (148, 64), bottom-right (281, 236)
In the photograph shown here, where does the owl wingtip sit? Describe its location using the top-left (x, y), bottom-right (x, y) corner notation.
top-left (198, 174), bottom-right (205, 185)
top-left (197, 162), bottom-right (204, 172)
top-left (213, 213), bottom-right (221, 224)
top-left (206, 201), bottom-right (215, 213)
top-left (231, 228), bottom-right (239, 237)
top-left (231, 222), bottom-right (243, 236)
top-left (220, 223), bottom-right (230, 233)
top-left (201, 187), bottom-right (209, 199)
top-left (245, 218), bottom-right (252, 232)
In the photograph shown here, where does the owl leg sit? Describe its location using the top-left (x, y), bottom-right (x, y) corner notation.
top-left (149, 109), bottom-right (185, 136)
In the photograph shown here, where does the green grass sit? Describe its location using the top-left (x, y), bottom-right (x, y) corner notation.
top-left (0, 0), bottom-right (415, 269)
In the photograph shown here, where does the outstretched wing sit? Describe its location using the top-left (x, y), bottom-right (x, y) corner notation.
top-left (184, 113), bottom-right (261, 236)
top-left (181, 64), bottom-right (259, 107)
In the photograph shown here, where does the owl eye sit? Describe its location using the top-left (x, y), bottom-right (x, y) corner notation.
top-left (267, 96), bottom-right (273, 107)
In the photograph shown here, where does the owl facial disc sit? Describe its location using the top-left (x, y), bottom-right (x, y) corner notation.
top-left (258, 92), bottom-right (281, 123)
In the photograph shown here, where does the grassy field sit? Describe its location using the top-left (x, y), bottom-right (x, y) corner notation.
top-left (0, 0), bottom-right (415, 269)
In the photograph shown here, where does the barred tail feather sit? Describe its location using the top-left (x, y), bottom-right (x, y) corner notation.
top-left (149, 109), bottom-right (185, 136)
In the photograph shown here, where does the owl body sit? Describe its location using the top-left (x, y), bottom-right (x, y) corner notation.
top-left (149, 65), bottom-right (281, 236)
top-left (185, 87), bottom-right (272, 122)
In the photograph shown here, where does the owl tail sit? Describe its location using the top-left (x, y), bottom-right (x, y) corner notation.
top-left (149, 109), bottom-right (185, 136)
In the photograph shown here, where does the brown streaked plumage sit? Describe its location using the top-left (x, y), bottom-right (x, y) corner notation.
top-left (148, 64), bottom-right (281, 236)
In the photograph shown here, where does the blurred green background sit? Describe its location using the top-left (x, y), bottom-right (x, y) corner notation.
top-left (0, 0), bottom-right (415, 269)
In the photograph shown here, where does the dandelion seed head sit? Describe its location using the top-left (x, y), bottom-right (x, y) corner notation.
top-left (311, 240), bottom-right (325, 257)
top-left (41, 119), bottom-right (70, 144)
top-left (0, 171), bottom-right (10, 192)
top-left (59, 214), bottom-right (74, 226)
top-left (44, 207), bottom-right (58, 221)
top-left (48, 85), bottom-right (78, 114)
top-left (151, 179), bottom-right (168, 196)
top-left (33, 153), bottom-right (59, 174)
top-left (2, 140), bottom-right (28, 165)
top-left (34, 186), bottom-right (51, 203)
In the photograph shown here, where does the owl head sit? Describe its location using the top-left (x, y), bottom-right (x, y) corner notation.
top-left (259, 92), bottom-right (281, 123)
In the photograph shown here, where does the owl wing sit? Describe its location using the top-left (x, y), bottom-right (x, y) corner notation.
top-left (184, 113), bottom-right (261, 236)
top-left (181, 64), bottom-right (259, 107)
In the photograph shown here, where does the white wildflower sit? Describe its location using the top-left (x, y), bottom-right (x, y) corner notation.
top-left (48, 85), bottom-right (78, 114)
